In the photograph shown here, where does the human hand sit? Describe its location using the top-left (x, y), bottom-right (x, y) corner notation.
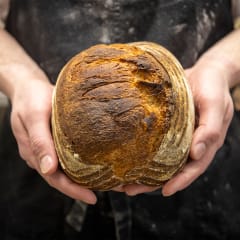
top-left (10, 77), bottom-right (97, 204)
top-left (124, 59), bottom-right (234, 196)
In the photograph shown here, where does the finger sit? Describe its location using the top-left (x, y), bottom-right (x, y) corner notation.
top-left (44, 170), bottom-right (97, 204)
top-left (162, 145), bottom-right (217, 197)
top-left (124, 184), bottom-right (159, 196)
top-left (190, 95), bottom-right (225, 161)
top-left (162, 99), bottom-right (232, 197)
top-left (162, 91), bottom-right (230, 196)
top-left (10, 111), bottom-right (35, 165)
top-left (27, 115), bottom-right (58, 175)
top-left (112, 185), bottom-right (125, 192)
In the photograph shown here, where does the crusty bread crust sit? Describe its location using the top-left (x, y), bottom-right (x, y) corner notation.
top-left (52, 42), bottom-right (195, 190)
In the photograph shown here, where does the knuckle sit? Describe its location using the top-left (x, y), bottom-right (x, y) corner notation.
top-left (206, 130), bottom-right (221, 145)
top-left (30, 136), bottom-right (46, 159)
top-left (200, 94), bottom-right (218, 106)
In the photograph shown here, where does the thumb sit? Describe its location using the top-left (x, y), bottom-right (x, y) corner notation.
top-left (28, 119), bottom-right (58, 175)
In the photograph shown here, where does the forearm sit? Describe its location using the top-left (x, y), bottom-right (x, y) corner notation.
top-left (0, 28), bottom-right (49, 100)
top-left (196, 29), bottom-right (240, 88)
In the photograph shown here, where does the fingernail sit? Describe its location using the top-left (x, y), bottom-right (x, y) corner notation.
top-left (194, 142), bottom-right (206, 160)
top-left (40, 155), bottom-right (52, 174)
top-left (127, 192), bottom-right (136, 196)
top-left (88, 196), bottom-right (98, 205)
top-left (162, 185), bottom-right (176, 197)
top-left (126, 190), bottom-right (138, 196)
top-left (162, 188), bottom-right (176, 197)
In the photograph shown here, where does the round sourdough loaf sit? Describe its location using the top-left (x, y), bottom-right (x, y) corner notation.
top-left (52, 42), bottom-right (195, 190)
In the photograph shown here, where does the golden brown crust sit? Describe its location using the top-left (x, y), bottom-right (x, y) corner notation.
top-left (52, 42), bottom-right (195, 190)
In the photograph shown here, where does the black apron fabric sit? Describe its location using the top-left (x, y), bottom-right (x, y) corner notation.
top-left (1, 0), bottom-right (240, 239)
top-left (6, 0), bottom-right (233, 81)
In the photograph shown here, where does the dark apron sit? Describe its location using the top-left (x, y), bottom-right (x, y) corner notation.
top-left (1, 1), bottom-right (240, 240)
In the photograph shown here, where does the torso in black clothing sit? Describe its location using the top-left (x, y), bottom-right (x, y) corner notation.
top-left (2, 1), bottom-right (240, 240)
top-left (7, 0), bottom-right (232, 82)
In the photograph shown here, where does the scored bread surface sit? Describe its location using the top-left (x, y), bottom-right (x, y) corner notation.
top-left (52, 42), bottom-right (195, 190)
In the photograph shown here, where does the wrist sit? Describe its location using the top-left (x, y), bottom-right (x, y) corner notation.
top-left (195, 29), bottom-right (240, 88)
top-left (0, 62), bottom-right (49, 101)
top-left (196, 53), bottom-right (240, 88)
